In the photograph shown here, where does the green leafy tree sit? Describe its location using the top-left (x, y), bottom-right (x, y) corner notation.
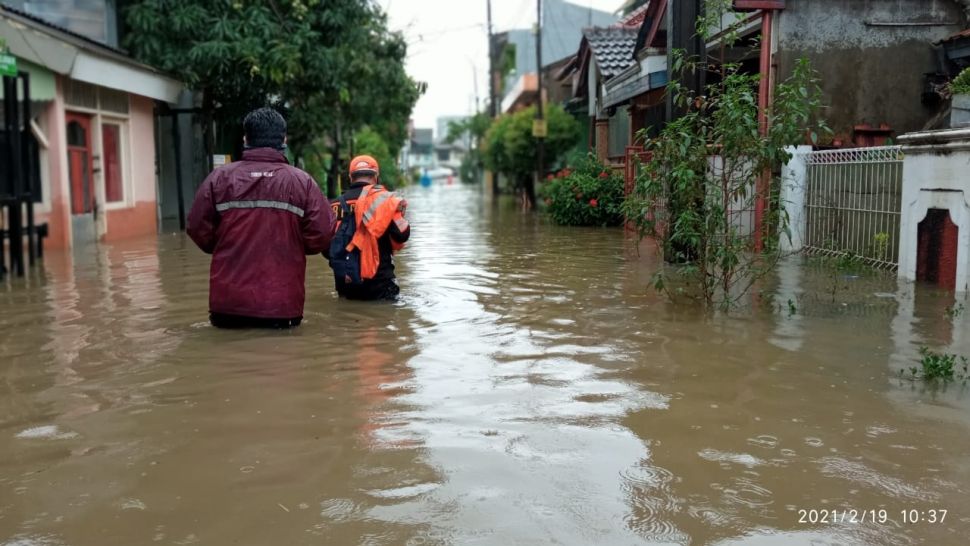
top-left (483, 104), bottom-right (580, 201)
top-left (446, 112), bottom-right (491, 148)
top-left (124, 0), bottom-right (307, 159)
top-left (123, 0), bottom-right (419, 196)
top-left (446, 112), bottom-right (491, 183)
top-left (353, 126), bottom-right (402, 190)
top-left (282, 3), bottom-right (420, 196)
top-left (623, 1), bottom-right (828, 308)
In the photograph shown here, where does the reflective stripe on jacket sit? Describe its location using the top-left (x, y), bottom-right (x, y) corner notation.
top-left (347, 184), bottom-right (406, 280)
top-left (187, 148), bottom-right (334, 319)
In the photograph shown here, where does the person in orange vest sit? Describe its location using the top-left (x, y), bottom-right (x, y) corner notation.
top-left (329, 155), bottom-right (410, 300)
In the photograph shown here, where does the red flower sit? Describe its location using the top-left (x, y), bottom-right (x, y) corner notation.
top-left (562, 169), bottom-right (572, 177)
top-left (598, 171), bottom-right (609, 179)
top-left (546, 174), bottom-right (554, 180)
top-left (589, 198), bottom-right (598, 207)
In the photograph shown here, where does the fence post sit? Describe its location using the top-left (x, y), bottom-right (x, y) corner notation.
top-left (779, 145), bottom-right (811, 253)
top-left (623, 145), bottom-right (642, 196)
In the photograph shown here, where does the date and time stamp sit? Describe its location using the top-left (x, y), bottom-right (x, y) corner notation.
top-left (797, 508), bottom-right (949, 525)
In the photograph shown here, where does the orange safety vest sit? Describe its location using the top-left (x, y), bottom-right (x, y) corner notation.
top-left (346, 184), bottom-right (407, 280)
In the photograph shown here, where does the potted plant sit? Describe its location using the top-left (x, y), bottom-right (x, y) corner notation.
top-left (951, 67), bottom-right (970, 128)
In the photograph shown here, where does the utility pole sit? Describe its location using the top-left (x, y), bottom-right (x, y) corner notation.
top-left (487, 0), bottom-right (497, 119)
top-left (530, 0), bottom-right (543, 210)
top-left (471, 61), bottom-right (480, 114)
top-left (487, 0), bottom-right (501, 195)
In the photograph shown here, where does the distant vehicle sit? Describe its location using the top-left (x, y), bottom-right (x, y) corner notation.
top-left (425, 167), bottom-right (455, 180)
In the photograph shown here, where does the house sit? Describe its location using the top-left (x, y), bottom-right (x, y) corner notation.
top-left (729, 0), bottom-right (969, 143)
top-left (494, 0), bottom-right (615, 114)
top-left (557, 8), bottom-right (646, 163)
top-left (558, 0), bottom-right (970, 164)
top-left (1, 3), bottom-right (182, 250)
top-left (434, 142), bottom-right (467, 172)
top-left (408, 128), bottom-right (434, 171)
top-left (433, 115), bottom-right (470, 172)
top-left (601, 1), bottom-right (667, 143)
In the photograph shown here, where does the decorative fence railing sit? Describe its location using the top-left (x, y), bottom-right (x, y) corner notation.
top-left (622, 145), bottom-right (652, 195)
top-left (802, 146), bottom-right (904, 269)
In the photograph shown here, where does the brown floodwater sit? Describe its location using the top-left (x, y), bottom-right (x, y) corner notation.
top-left (2, 184), bottom-right (970, 545)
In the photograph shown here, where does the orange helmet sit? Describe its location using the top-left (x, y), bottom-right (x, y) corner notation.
top-left (349, 155), bottom-right (380, 176)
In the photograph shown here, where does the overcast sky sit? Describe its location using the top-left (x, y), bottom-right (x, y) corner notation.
top-left (378, 0), bottom-right (623, 136)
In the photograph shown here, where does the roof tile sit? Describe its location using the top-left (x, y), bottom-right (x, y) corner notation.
top-left (583, 26), bottom-right (638, 79)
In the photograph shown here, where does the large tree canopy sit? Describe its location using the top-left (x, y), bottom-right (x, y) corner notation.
top-left (483, 105), bottom-right (580, 186)
top-left (124, 0), bottom-right (420, 194)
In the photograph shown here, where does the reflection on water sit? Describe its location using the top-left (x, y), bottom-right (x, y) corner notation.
top-left (2, 185), bottom-right (969, 545)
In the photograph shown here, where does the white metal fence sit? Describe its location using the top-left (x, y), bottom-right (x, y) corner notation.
top-left (802, 146), bottom-right (904, 269)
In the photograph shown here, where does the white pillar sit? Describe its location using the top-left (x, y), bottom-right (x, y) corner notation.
top-left (898, 128), bottom-right (970, 293)
top-left (779, 145), bottom-right (811, 253)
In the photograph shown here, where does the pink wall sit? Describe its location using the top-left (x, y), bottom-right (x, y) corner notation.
top-left (39, 79), bottom-right (72, 251)
top-left (104, 94), bottom-right (157, 241)
top-left (34, 83), bottom-right (159, 248)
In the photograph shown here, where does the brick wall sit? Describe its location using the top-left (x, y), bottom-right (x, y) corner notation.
top-left (916, 208), bottom-right (959, 290)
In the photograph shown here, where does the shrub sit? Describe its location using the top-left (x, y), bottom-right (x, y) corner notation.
top-left (909, 346), bottom-right (968, 381)
top-left (951, 67), bottom-right (970, 95)
top-left (539, 154), bottom-right (625, 227)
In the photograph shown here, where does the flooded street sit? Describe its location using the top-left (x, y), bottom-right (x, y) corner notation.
top-left (2, 184), bottom-right (970, 545)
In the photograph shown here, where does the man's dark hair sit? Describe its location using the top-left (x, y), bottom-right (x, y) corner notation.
top-left (243, 107), bottom-right (287, 150)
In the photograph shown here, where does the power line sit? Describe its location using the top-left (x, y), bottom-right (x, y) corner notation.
top-left (401, 23), bottom-right (487, 46)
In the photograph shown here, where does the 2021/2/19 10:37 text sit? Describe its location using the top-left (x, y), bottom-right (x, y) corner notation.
top-left (798, 509), bottom-right (949, 524)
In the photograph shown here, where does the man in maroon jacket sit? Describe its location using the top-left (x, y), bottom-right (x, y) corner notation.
top-left (187, 108), bottom-right (334, 329)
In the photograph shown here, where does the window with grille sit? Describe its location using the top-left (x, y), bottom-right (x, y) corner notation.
top-left (64, 80), bottom-right (129, 114)
top-left (99, 88), bottom-right (129, 114)
top-left (102, 122), bottom-right (125, 203)
top-left (64, 80), bottom-right (98, 109)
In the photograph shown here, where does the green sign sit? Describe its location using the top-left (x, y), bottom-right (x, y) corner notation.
top-left (0, 54), bottom-right (16, 77)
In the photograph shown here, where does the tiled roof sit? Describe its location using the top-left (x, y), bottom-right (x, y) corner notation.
top-left (619, 2), bottom-right (651, 28)
top-left (583, 26), bottom-right (639, 79)
top-left (939, 28), bottom-right (970, 44)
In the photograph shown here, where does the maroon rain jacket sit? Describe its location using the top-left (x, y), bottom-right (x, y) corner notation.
top-left (187, 148), bottom-right (334, 319)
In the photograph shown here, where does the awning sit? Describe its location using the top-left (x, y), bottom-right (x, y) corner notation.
top-left (0, 8), bottom-right (183, 103)
top-left (603, 70), bottom-right (668, 109)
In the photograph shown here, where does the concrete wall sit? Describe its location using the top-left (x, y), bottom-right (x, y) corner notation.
top-left (897, 128), bottom-right (970, 292)
top-left (776, 0), bottom-right (967, 138)
top-left (156, 105), bottom-right (208, 232)
top-left (104, 94), bottom-right (156, 241)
